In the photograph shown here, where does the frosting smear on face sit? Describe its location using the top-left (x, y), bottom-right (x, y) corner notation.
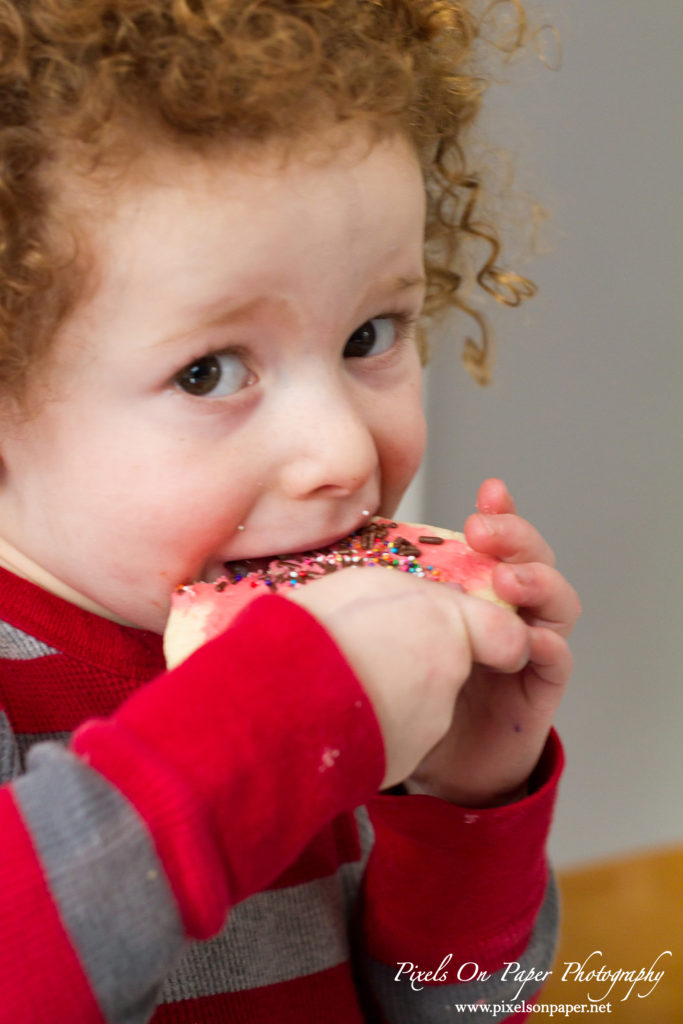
top-left (164, 518), bottom-right (512, 668)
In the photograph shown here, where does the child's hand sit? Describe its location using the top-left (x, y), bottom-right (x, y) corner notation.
top-left (407, 478), bottom-right (581, 806)
top-left (288, 567), bottom-right (529, 790)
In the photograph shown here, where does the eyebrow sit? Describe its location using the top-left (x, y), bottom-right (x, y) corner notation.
top-left (154, 296), bottom-right (269, 349)
top-left (155, 274), bottom-right (426, 349)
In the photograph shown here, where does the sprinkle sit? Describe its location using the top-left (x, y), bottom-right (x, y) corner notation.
top-left (418, 535), bottom-right (444, 545)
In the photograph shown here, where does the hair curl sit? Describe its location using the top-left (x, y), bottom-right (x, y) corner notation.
top-left (0, 0), bottom-right (539, 402)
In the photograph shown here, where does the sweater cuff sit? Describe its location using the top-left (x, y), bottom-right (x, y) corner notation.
top-left (72, 595), bottom-right (385, 939)
top-left (363, 729), bottom-right (564, 970)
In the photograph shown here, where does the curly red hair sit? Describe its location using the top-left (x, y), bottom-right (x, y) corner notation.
top-left (0, 0), bottom-right (538, 401)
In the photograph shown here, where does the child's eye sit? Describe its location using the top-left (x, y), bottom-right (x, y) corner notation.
top-left (343, 317), bottom-right (398, 359)
top-left (174, 352), bottom-right (253, 397)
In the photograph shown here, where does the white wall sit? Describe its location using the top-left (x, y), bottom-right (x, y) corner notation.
top-left (413, 1), bottom-right (683, 868)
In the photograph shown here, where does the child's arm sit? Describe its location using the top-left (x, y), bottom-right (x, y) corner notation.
top-left (0, 597), bottom-right (383, 1024)
top-left (345, 479), bottom-right (577, 1020)
top-left (292, 565), bottom-right (563, 1020)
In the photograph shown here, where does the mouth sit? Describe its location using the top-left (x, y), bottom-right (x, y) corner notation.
top-left (219, 510), bottom-right (380, 582)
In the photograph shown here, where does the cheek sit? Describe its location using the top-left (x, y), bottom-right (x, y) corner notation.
top-left (60, 437), bottom-right (233, 560)
top-left (376, 384), bottom-right (427, 488)
top-left (393, 415), bottom-right (427, 480)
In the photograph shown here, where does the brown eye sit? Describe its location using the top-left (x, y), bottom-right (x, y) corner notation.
top-left (174, 352), bottom-right (252, 398)
top-left (175, 356), bottom-right (221, 396)
top-left (343, 318), bottom-right (396, 359)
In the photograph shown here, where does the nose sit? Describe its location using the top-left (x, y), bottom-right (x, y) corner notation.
top-left (270, 375), bottom-right (378, 500)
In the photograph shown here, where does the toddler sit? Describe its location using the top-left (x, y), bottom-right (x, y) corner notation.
top-left (0, 2), bottom-right (579, 1022)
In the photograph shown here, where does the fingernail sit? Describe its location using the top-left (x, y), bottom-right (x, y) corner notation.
top-left (511, 565), bottom-right (533, 586)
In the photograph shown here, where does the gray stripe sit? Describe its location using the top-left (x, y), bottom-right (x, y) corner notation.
top-left (161, 805), bottom-right (375, 1001)
top-left (361, 872), bottom-right (560, 1024)
top-left (15, 730), bottom-right (70, 771)
top-left (342, 805), bottom-right (375, 921)
top-left (0, 710), bottom-right (22, 783)
top-left (0, 620), bottom-right (59, 659)
top-left (162, 873), bottom-right (349, 998)
top-left (353, 804), bottom-right (375, 863)
top-left (14, 741), bottom-right (185, 1024)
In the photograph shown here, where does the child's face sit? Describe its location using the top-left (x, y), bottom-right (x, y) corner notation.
top-left (0, 129), bottom-right (427, 632)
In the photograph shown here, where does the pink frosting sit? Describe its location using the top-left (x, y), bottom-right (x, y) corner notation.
top-left (168, 519), bottom-right (506, 656)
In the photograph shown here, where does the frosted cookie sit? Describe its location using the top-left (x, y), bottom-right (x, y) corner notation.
top-left (164, 518), bottom-right (512, 669)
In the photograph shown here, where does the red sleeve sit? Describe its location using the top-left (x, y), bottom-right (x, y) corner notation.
top-left (362, 730), bottom-right (563, 967)
top-left (71, 594), bottom-right (386, 938)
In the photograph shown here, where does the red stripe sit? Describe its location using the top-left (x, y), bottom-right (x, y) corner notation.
top-left (1, 654), bottom-right (140, 732)
top-left (0, 787), bottom-right (107, 1024)
top-left (148, 963), bottom-right (368, 1023)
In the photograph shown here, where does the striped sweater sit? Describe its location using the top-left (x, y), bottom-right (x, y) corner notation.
top-left (0, 566), bottom-right (562, 1024)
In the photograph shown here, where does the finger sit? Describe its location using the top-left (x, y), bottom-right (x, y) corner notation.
top-left (447, 590), bottom-right (530, 673)
top-left (492, 562), bottom-right (581, 638)
top-left (476, 477), bottom-right (518, 515)
top-left (464, 511), bottom-right (556, 567)
top-left (522, 627), bottom-right (574, 707)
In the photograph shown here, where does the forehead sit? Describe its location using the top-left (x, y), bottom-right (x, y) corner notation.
top-left (63, 125), bottom-right (425, 298)
top-left (60, 120), bottom-right (423, 219)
